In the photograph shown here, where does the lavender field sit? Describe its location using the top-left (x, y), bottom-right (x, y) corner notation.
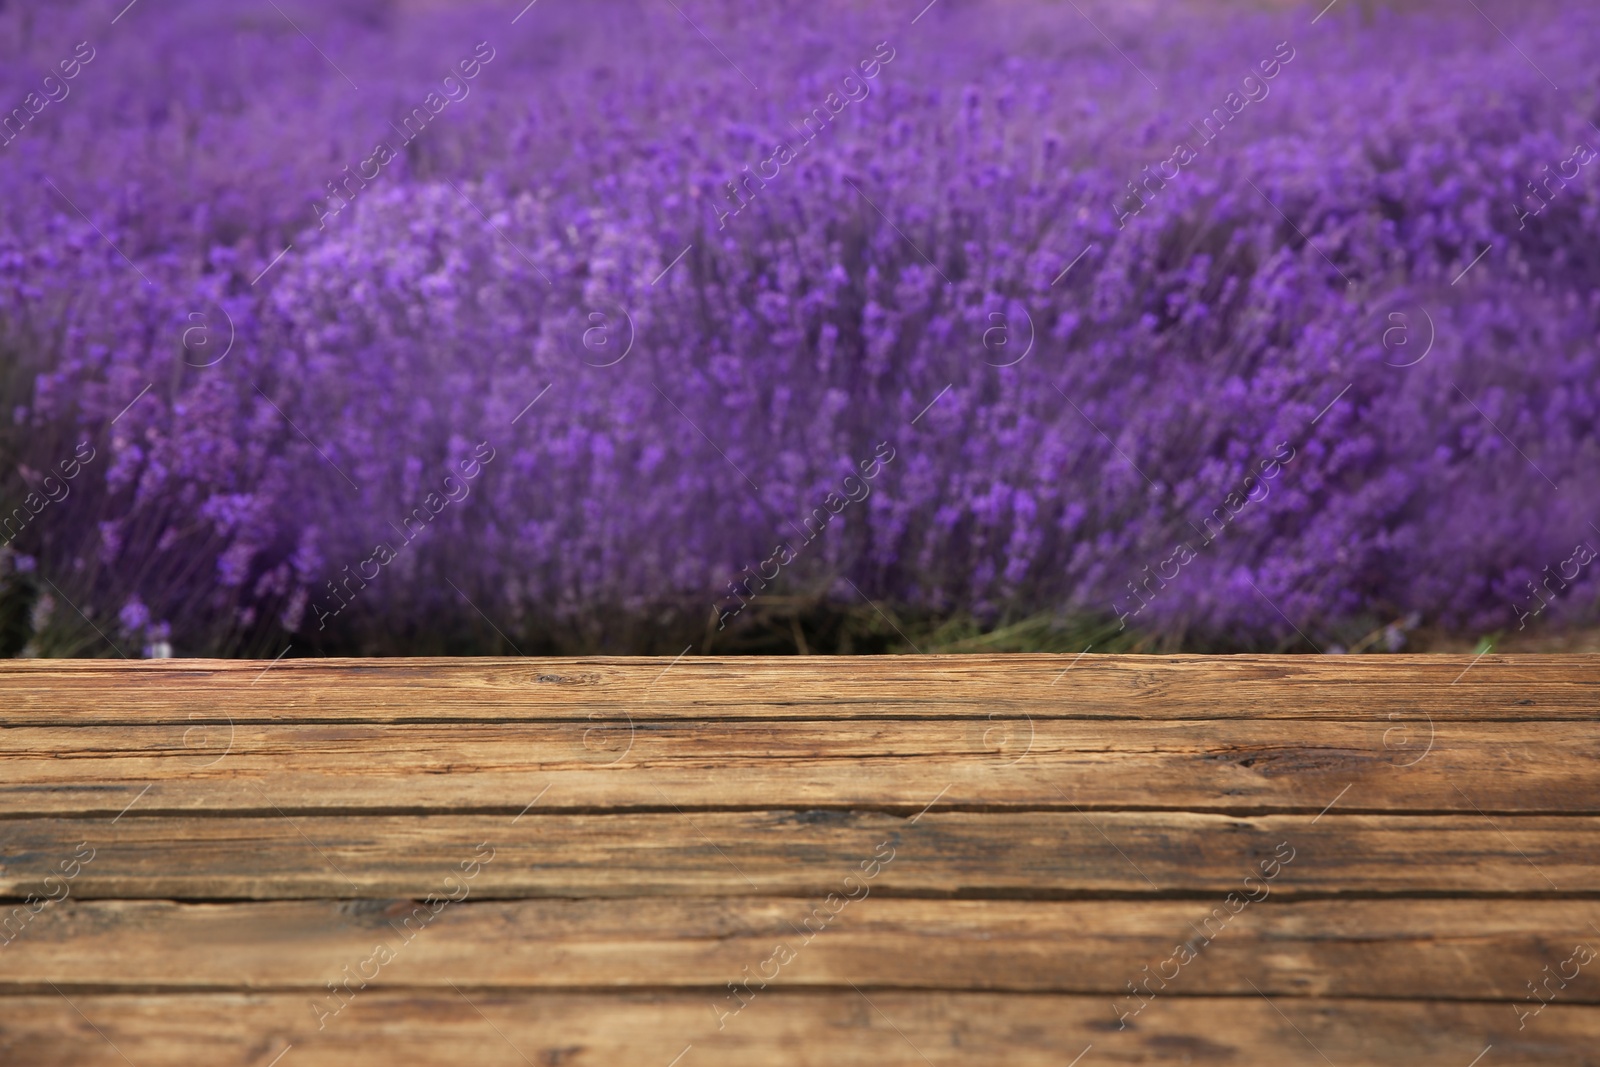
top-left (1, 0), bottom-right (1597, 657)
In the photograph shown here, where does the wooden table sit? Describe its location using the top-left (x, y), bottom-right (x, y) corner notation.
top-left (2, 654), bottom-right (1597, 1065)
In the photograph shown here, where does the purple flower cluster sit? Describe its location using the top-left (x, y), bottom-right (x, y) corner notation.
top-left (715, 441), bottom-right (896, 631)
top-left (2, 0), bottom-right (1598, 655)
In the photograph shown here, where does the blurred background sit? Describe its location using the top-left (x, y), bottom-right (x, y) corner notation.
top-left (0, 0), bottom-right (1596, 657)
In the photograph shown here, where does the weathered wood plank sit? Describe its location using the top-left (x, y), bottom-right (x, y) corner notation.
top-left (3, 655), bottom-right (1596, 1066)
top-left (1, 813), bottom-right (1591, 899)
top-left (3, 720), bottom-right (1594, 815)
top-left (1, 992), bottom-right (1591, 1066)
top-left (3, 897), bottom-right (1598, 1003)
top-left (1, 654), bottom-right (1593, 723)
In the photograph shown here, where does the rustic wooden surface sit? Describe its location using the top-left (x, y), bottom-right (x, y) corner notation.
top-left (2, 654), bottom-right (1597, 1065)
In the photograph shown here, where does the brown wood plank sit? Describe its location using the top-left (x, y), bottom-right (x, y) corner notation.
top-left (3, 897), bottom-right (1599, 1002)
top-left (1, 813), bottom-right (1592, 899)
top-left (4, 655), bottom-right (1597, 1066)
top-left (1, 654), bottom-right (1594, 723)
top-left (1, 991), bottom-right (1591, 1066)
top-left (3, 719), bottom-right (1595, 815)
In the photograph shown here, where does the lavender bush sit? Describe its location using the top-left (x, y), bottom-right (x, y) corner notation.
top-left (1, 0), bottom-right (1597, 656)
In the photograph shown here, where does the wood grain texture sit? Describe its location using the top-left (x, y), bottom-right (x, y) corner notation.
top-left (1, 813), bottom-right (1592, 899)
top-left (4, 897), bottom-right (1599, 1001)
top-left (3, 719), bottom-right (1596, 816)
top-left (2, 654), bottom-right (1595, 722)
top-left (2, 654), bottom-right (1596, 1066)
top-left (2, 992), bottom-right (1595, 1066)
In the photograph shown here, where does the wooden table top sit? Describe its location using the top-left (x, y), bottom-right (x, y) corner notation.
top-left (2, 654), bottom-right (1597, 1065)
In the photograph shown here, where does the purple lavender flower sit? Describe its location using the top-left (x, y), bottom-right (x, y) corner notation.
top-left (0, 0), bottom-right (1595, 655)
